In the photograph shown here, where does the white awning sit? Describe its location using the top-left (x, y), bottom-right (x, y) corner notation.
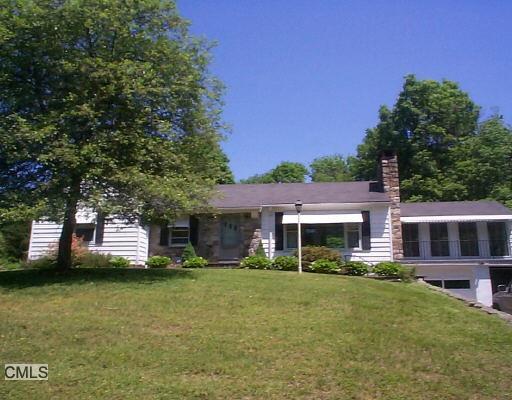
top-left (282, 211), bottom-right (363, 224)
top-left (401, 215), bottom-right (512, 223)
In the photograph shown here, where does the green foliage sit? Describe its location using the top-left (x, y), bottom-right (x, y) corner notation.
top-left (352, 75), bottom-right (481, 202)
top-left (182, 256), bottom-right (208, 268)
top-left (182, 243), bottom-right (197, 262)
top-left (296, 246), bottom-right (341, 266)
top-left (109, 256), bottom-right (130, 268)
top-left (271, 256), bottom-right (299, 271)
top-left (342, 261), bottom-right (369, 276)
top-left (0, 222), bottom-right (31, 261)
top-left (146, 256), bottom-right (171, 269)
top-left (255, 242), bottom-right (266, 257)
top-left (24, 257), bottom-right (57, 270)
top-left (397, 265), bottom-right (416, 283)
top-left (372, 262), bottom-right (404, 277)
top-left (241, 162), bottom-right (308, 184)
top-left (325, 236), bottom-right (344, 248)
top-left (309, 154), bottom-right (353, 182)
top-left (77, 252), bottom-right (112, 268)
top-left (240, 256), bottom-right (272, 270)
top-left (0, 260), bottom-right (21, 270)
top-left (310, 259), bottom-right (340, 274)
top-left (450, 116), bottom-right (512, 208)
top-left (0, 0), bottom-right (230, 268)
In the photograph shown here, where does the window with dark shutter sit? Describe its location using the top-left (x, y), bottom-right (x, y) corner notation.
top-left (361, 211), bottom-right (371, 250)
top-left (275, 212), bottom-right (284, 251)
top-left (189, 216), bottom-right (199, 246)
top-left (159, 224), bottom-right (169, 246)
top-left (95, 212), bottom-right (105, 245)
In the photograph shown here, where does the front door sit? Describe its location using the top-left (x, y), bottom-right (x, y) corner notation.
top-left (220, 215), bottom-right (242, 260)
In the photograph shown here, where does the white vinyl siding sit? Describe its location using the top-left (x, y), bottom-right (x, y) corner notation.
top-left (261, 204), bottom-right (392, 264)
top-left (28, 218), bottom-right (149, 265)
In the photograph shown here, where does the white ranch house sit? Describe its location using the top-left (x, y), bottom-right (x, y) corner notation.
top-left (28, 154), bottom-right (512, 307)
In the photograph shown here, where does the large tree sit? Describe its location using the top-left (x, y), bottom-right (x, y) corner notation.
top-left (241, 161), bottom-right (308, 184)
top-left (0, 0), bottom-right (230, 269)
top-left (450, 116), bottom-right (512, 208)
top-left (309, 154), bottom-right (353, 182)
top-left (352, 75), bottom-right (480, 201)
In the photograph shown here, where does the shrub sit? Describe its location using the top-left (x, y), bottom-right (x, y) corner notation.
top-left (77, 252), bottom-right (112, 268)
top-left (240, 256), bottom-right (272, 270)
top-left (109, 256), bottom-right (130, 268)
top-left (397, 265), bottom-right (416, 282)
top-left (23, 256), bottom-right (56, 269)
top-left (182, 243), bottom-right (197, 262)
top-left (343, 261), bottom-right (369, 276)
top-left (272, 256), bottom-right (299, 271)
top-left (183, 256), bottom-right (208, 268)
top-left (326, 236), bottom-right (344, 248)
top-left (310, 259), bottom-right (340, 274)
top-left (255, 241), bottom-right (266, 257)
top-left (372, 261), bottom-right (404, 277)
top-left (146, 256), bottom-right (171, 268)
top-left (295, 246), bottom-right (341, 268)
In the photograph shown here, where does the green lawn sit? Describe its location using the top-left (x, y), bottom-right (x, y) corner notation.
top-left (0, 269), bottom-right (511, 399)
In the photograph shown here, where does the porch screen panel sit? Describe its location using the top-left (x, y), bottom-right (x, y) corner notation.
top-left (488, 221), bottom-right (509, 256)
top-left (458, 222), bottom-right (479, 256)
top-left (402, 223), bottom-right (419, 257)
top-left (430, 223), bottom-right (449, 257)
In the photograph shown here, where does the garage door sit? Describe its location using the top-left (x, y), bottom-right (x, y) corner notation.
top-left (489, 267), bottom-right (512, 293)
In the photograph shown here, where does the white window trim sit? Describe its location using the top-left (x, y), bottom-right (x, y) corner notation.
top-left (169, 227), bottom-right (190, 248)
top-left (283, 223), bottom-right (362, 251)
top-left (75, 223), bottom-right (96, 245)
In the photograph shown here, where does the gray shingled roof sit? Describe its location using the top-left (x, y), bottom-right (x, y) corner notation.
top-left (210, 182), bottom-right (389, 208)
top-left (400, 201), bottom-right (512, 217)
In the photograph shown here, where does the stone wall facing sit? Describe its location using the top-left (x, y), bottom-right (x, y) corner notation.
top-left (379, 153), bottom-right (404, 260)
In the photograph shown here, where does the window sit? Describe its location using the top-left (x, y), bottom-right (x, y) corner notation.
top-left (425, 279), bottom-right (470, 289)
top-left (488, 221), bottom-right (509, 257)
top-left (444, 280), bottom-right (471, 289)
top-left (425, 280), bottom-right (442, 288)
top-left (170, 227), bottom-right (189, 246)
top-left (458, 222), bottom-right (479, 256)
top-left (345, 224), bottom-right (360, 248)
top-left (284, 223), bottom-right (360, 249)
top-left (402, 223), bottom-right (419, 257)
top-left (430, 223), bottom-right (449, 257)
top-left (75, 224), bottom-right (95, 242)
top-left (286, 225), bottom-right (298, 249)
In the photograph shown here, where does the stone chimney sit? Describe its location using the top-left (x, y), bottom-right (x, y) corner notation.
top-left (378, 151), bottom-right (403, 261)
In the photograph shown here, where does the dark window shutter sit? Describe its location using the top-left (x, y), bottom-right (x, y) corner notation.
top-left (362, 211), bottom-right (371, 250)
top-left (275, 212), bottom-right (284, 251)
top-left (159, 224), bottom-right (169, 246)
top-left (189, 216), bottom-right (199, 246)
top-left (95, 212), bottom-right (105, 245)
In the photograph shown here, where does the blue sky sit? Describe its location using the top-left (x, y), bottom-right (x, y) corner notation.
top-left (177, 0), bottom-right (512, 181)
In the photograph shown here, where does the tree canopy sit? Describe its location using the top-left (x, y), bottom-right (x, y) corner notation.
top-left (351, 75), bottom-right (486, 201)
top-left (0, 0), bottom-right (231, 268)
top-left (450, 116), bottom-right (512, 208)
top-left (241, 161), bottom-right (308, 183)
top-left (309, 155), bottom-right (353, 182)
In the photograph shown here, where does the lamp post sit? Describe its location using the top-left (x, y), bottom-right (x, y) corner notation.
top-left (295, 200), bottom-right (303, 274)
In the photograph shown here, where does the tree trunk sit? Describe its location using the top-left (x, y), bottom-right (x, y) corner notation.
top-left (57, 192), bottom-right (79, 271)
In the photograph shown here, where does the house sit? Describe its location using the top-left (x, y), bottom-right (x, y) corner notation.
top-left (27, 154), bottom-right (512, 306)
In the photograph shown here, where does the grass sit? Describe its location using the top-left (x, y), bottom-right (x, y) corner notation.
top-left (0, 268), bottom-right (511, 400)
